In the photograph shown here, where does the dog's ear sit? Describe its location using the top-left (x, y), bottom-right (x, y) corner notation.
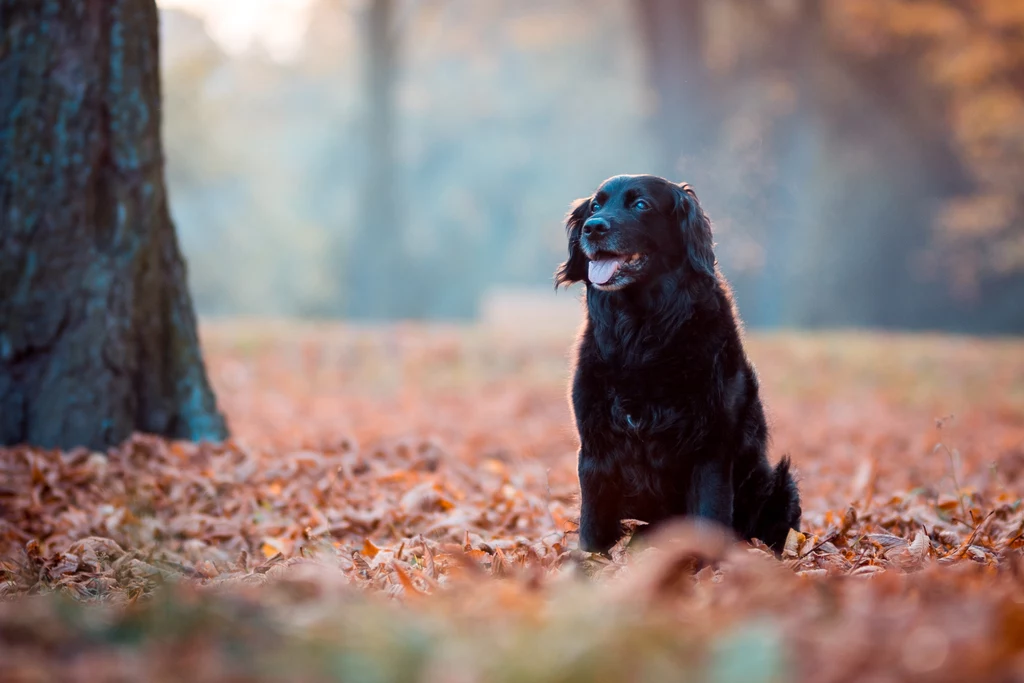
top-left (675, 183), bottom-right (716, 279)
top-left (554, 196), bottom-right (592, 288)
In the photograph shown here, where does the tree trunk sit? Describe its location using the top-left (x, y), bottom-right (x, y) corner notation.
top-left (635, 0), bottom-right (720, 177)
top-left (0, 0), bottom-right (228, 449)
top-left (346, 0), bottom-right (408, 319)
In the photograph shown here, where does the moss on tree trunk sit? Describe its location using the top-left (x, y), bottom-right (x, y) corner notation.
top-left (0, 0), bottom-right (227, 449)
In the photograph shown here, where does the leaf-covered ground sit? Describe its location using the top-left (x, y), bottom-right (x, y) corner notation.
top-left (2, 321), bottom-right (1024, 682)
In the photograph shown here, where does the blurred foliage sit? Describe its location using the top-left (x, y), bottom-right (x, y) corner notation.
top-left (826, 0), bottom-right (1024, 291)
top-left (637, 0), bottom-right (1024, 329)
top-left (159, 0), bottom-right (1023, 329)
top-left (160, 0), bottom-right (649, 318)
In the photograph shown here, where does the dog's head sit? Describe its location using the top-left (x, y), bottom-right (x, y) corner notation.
top-left (555, 175), bottom-right (715, 291)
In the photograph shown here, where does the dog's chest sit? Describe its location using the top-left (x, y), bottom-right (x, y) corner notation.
top-left (610, 392), bottom-right (645, 434)
top-left (606, 383), bottom-right (689, 438)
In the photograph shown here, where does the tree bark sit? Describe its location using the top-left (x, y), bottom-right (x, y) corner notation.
top-left (0, 0), bottom-right (228, 449)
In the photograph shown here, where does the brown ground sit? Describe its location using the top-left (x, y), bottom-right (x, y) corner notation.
top-left (2, 321), bottom-right (1024, 682)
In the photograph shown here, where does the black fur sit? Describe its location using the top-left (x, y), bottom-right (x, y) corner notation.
top-left (556, 175), bottom-right (801, 554)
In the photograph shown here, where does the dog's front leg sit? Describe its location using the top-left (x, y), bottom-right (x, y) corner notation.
top-left (577, 454), bottom-right (623, 555)
top-left (690, 456), bottom-right (734, 530)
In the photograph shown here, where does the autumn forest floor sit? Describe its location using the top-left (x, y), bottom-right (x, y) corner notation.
top-left (3, 320), bottom-right (1024, 682)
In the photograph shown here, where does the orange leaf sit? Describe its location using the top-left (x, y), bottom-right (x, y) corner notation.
top-left (362, 538), bottom-right (381, 559)
top-left (391, 563), bottom-right (423, 596)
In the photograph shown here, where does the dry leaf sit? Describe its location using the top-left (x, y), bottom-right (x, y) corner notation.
top-left (783, 529), bottom-right (806, 559)
top-left (362, 538), bottom-right (381, 560)
top-left (3, 324), bottom-right (1024, 682)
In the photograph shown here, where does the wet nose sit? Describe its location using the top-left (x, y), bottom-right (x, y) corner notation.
top-left (582, 217), bottom-right (609, 237)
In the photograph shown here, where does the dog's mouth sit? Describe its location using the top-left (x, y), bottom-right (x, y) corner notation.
top-left (587, 251), bottom-right (645, 288)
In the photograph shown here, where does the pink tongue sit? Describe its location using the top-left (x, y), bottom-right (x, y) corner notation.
top-left (588, 257), bottom-right (624, 285)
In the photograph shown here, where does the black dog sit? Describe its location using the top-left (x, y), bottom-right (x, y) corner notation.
top-left (556, 174), bottom-right (801, 555)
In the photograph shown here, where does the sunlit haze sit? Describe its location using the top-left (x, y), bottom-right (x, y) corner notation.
top-left (157, 0), bottom-right (317, 60)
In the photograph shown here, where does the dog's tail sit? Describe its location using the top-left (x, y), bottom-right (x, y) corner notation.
top-left (736, 456), bottom-right (802, 554)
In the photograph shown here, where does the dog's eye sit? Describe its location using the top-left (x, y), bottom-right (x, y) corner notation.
top-left (634, 199), bottom-right (650, 211)
top-left (591, 200), bottom-right (601, 212)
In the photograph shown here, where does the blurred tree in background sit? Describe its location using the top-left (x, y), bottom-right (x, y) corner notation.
top-left (637, 0), bottom-right (1024, 330)
top-left (346, 0), bottom-right (406, 320)
top-left (832, 0), bottom-right (1024, 287)
top-left (1, 0), bottom-right (226, 449)
top-left (160, 0), bottom-right (1023, 332)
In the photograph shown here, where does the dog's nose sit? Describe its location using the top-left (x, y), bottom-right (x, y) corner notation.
top-left (582, 217), bottom-right (609, 237)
